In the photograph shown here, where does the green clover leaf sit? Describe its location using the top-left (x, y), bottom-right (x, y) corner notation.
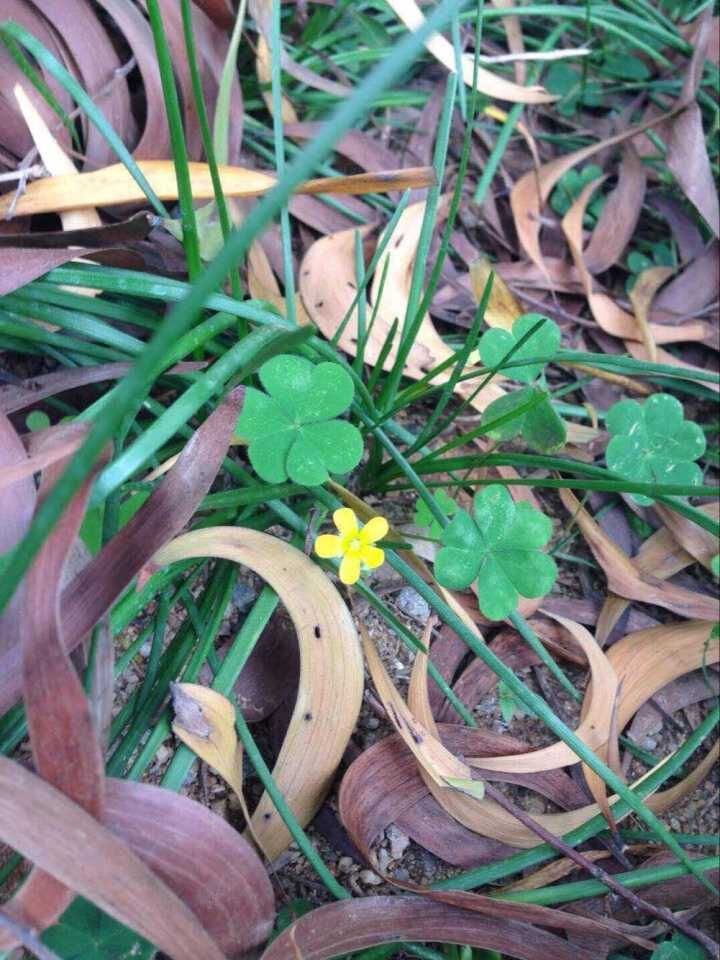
top-left (478, 313), bottom-right (561, 384)
top-left (237, 355), bottom-right (363, 486)
top-left (413, 489), bottom-right (458, 538)
top-left (605, 393), bottom-right (706, 505)
top-left (42, 897), bottom-right (155, 959)
top-left (434, 485), bottom-right (557, 621)
top-left (481, 386), bottom-right (567, 454)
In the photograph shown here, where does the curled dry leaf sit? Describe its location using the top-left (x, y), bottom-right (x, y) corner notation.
top-left (627, 265), bottom-right (675, 362)
top-left (0, 422), bottom-right (88, 492)
top-left (300, 203), bottom-right (507, 414)
top-left (561, 178), bottom-right (714, 351)
top-left (386, 0), bottom-right (555, 104)
top-left (151, 526), bottom-right (364, 860)
top-left (260, 895), bottom-right (597, 960)
top-left (0, 161), bottom-right (435, 217)
top-left (404, 620), bottom-right (718, 846)
top-left (104, 779), bottom-right (275, 957)
top-left (469, 257), bottom-right (523, 331)
top-left (0, 756), bottom-right (227, 960)
top-left (13, 83), bottom-right (100, 233)
top-left (584, 145), bottom-right (647, 274)
top-left (0, 439), bottom-right (108, 949)
top-left (665, 12), bottom-right (720, 238)
top-left (510, 106), bottom-right (683, 283)
top-left (0, 388), bottom-right (243, 715)
top-left (559, 488), bottom-right (718, 622)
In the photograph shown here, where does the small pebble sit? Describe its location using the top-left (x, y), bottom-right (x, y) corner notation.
top-left (364, 716), bottom-right (380, 730)
top-left (642, 736), bottom-right (657, 751)
top-left (393, 867), bottom-right (410, 882)
top-left (386, 825), bottom-right (410, 860)
top-left (155, 744), bottom-right (171, 764)
top-left (376, 847), bottom-right (392, 872)
top-left (140, 641), bottom-right (152, 658)
top-left (359, 869), bottom-right (383, 886)
top-left (396, 587), bottom-right (430, 622)
top-left (337, 856), bottom-right (354, 873)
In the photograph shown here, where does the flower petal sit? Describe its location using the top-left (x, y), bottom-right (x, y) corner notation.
top-left (360, 515), bottom-right (389, 544)
top-left (360, 545), bottom-right (384, 569)
top-left (333, 508), bottom-right (358, 537)
top-left (314, 534), bottom-right (343, 559)
top-left (339, 553), bottom-right (361, 585)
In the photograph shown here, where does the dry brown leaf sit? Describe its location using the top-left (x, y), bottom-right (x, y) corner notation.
top-left (301, 204), bottom-right (506, 414)
top-left (247, 238), bottom-right (312, 325)
top-left (386, 0), bottom-right (555, 104)
top-left (559, 488), bottom-right (718, 621)
top-left (628, 265), bottom-right (675, 362)
top-left (152, 526), bottom-right (363, 860)
top-left (653, 502), bottom-right (719, 573)
top-left (584, 145), bottom-right (647, 274)
top-left (406, 620), bottom-right (718, 846)
top-left (13, 83), bottom-right (100, 232)
top-left (361, 622), bottom-right (473, 788)
top-left (510, 107), bottom-right (683, 282)
top-left (469, 257), bottom-right (523, 330)
top-left (171, 683), bottom-right (243, 794)
top-left (561, 178), bottom-right (714, 350)
top-left (0, 161), bottom-right (435, 217)
top-left (255, 32), bottom-right (299, 122)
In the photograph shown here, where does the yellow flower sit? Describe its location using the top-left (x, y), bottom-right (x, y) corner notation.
top-left (314, 507), bottom-right (389, 585)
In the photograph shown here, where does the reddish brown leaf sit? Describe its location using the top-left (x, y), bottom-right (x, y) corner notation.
top-left (104, 779), bottom-right (275, 958)
top-left (0, 248), bottom-right (104, 295)
top-left (584, 146), bottom-right (647, 274)
top-left (0, 361), bottom-right (206, 414)
top-left (0, 388), bottom-right (244, 715)
top-left (261, 896), bottom-right (596, 960)
top-left (666, 14), bottom-right (720, 238)
top-left (0, 757), bottom-right (227, 960)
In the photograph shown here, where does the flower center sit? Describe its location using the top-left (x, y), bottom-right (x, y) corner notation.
top-left (348, 538), bottom-right (362, 552)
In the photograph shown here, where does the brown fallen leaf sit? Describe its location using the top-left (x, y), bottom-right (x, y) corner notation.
top-left (666, 13), bottom-right (720, 237)
top-left (0, 161), bottom-right (435, 217)
top-left (152, 526), bottom-right (364, 860)
top-left (104, 781), bottom-right (274, 957)
top-left (584, 145), bottom-right (647, 274)
top-left (386, 0), bottom-right (555, 104)
top-left (261, 895), bottom-right (597, 960)
top-left (0, 755), bottom-right (232, 960)
top-left (0, 361), bottom-right (205, 414)
top-left (404, 617), bottom-right (718, 846)
top-left (14, 82), bottom-right (100, 232)
top-left (562, 178), bottom-right (714, 350)
top-left (510, 106), bottom-right (684, 283)
top-left (628, 265), bottom-right (675, 362)
top-left (559, 488), bottom-right (718, 622)
top-left (469, 257), bottom-right (523, 330)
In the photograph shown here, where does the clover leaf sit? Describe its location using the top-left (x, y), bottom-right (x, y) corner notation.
top-left (42, 897), bottom-right (155, 959)
top-left (481, 386), bottom-right (566, 454)
top-left (413, 489), bottom-right (458, 538)
top-left (478, 313), bottom-right (561, 384)
top-left (605, 393), bottom-right (706, 505)
top-left (236, 355), bottom-right (363, 486)
top-left (434, 484), bottom-right (557, 621)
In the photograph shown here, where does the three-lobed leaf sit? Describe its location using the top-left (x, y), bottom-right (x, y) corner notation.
top-left (478, 313), bottom-right (561, 384)
top-left (434, 485), bottom-right (557, 621)
top-left (236, 355), bottom-right (363, 486)
top-left (413, 489), bottom-right (458, 538)
top-left (481, 386), bottom-right (566, 453)
top-left (41, 897), bottom-right (155, 960)
top-left (605, 393), bottom-right (706, 505)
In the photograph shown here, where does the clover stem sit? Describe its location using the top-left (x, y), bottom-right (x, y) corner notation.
top-left (508, 610), bottom-right (581, 704)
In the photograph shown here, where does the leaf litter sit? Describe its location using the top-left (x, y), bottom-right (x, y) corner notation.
top-left (0, 1), bottom-right (718, 958)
